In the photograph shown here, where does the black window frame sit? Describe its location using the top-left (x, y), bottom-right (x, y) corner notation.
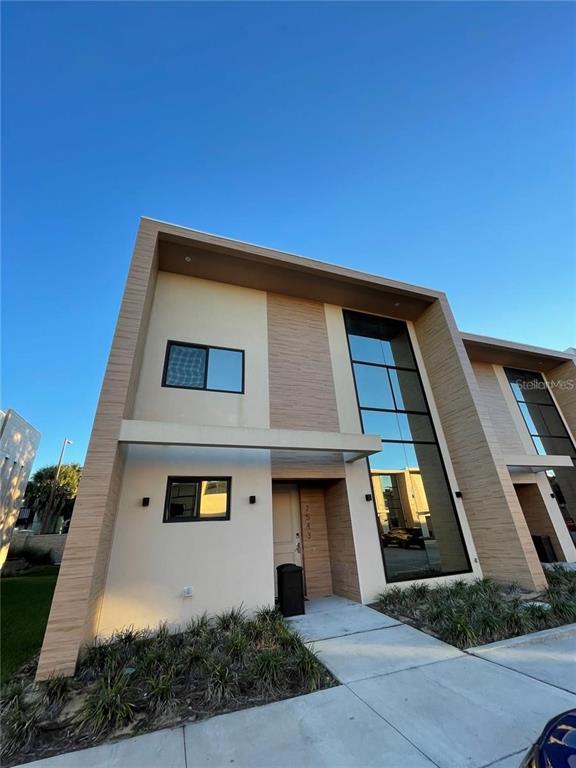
top-left (343, 308), bottom-right (473, 583)
top-left (163, 476), bottom-right (232, 523)
top-left (505, 367), bottom-right (576, 454)
top-left (161, 340), bottom-right (245, 394)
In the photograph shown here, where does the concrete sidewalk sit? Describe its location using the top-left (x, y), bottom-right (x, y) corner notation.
top-left (467, 623), bottom-right (576, 694)
top-left (18, 600), bottom-right (576, 768)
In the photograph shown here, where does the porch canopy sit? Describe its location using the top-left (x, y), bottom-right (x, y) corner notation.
top-left (505, 453), bottom-right (574, 473)
top-left (119, 419), bottom-right (382, 463)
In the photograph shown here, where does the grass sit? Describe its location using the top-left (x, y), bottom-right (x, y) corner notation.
top-left (1, 566), bottom-right (59, 684)
top-left (374, 567), bottom-right (576, 649)
top-left (0, 606), bottom-right (335, 766)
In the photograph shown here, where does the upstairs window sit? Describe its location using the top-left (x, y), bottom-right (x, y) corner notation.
top-left (162, 341), bottom-right (244, 393)
top-left (505, 367), bottom-right (575, 457)
top-left (164, 477), bottom-right (231, 522)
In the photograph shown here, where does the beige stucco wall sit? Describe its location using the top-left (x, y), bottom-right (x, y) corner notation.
top-left (97, 445), bottom-right (273, 637)
top-left (97, 273), bottom-right (276, 637)
top-left (133, 272), bottom-right (269, 429)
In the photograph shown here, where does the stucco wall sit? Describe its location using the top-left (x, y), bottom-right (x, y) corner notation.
top-left (133, 272), bottom-right (270, 429)
top-left (96, 266), bottom-right (276, 638)
top-left (97, 445), bottom-right (273, 637)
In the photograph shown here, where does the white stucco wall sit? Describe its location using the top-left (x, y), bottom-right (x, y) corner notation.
top-left (133, 272), bottom-right (270, 429)
top-left (97, 445), bottom-right (273, 637)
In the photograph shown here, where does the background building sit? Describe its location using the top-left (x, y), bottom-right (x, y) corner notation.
top-left (0, 409), bottom-right (41, 568)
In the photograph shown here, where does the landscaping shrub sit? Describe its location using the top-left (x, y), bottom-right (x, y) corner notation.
top-left (1, 685), bottom-right (41, 760)
top-left (375, 569), bottom-right (576, 649)
top-left (11, 545), bottom-right (54, 567)
top-left (0, 606), bottom-right (335, 767)
top-left (77, 670), bottom-right (137, 736)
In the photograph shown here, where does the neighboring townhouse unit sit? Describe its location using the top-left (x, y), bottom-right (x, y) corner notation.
top-left (36, 218), bottom-right (576, 679)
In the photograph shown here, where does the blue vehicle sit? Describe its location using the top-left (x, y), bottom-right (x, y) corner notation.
top-left (520, 710), bottom-right (576, 767)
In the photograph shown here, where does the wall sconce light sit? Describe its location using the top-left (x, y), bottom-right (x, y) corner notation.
top-left (249, 496), bottom-right (256, 504)
top-left (454, 491), bottom-right (463, 499)
top-left (142, 497), bottom-right (150, 507)
top-left (365, 493), bottom-right (372, 502)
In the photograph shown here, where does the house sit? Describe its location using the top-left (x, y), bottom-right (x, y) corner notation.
top-left (0, 409), bottom-right (41, 568)
top-left (36, 218), bottom-right (576, 679)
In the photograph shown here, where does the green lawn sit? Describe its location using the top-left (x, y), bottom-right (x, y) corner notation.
top-left (1, 566), bottom-right (59, 683)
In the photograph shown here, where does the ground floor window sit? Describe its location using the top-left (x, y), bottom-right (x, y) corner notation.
top-left (163, 477), bottom-right (231, 522)
top-left (547, 467), bottom-right (576, 544)
top-left (369, 443), bottom-right (471, 582)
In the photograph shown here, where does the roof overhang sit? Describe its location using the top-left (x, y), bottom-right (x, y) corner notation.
top-left (119, 419), bottom-right (382, 463)
top-left (462, 332), bottom-right (574, 373)
top-left (141, 218), bottom-right (442, 322)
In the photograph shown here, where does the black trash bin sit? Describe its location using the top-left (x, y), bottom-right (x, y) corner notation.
top-left (532, 535), bottom-right (557, 564)
top-left (277, 563), bottom-right (305, 617)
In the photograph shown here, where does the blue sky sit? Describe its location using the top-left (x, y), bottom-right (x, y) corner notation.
top-left (2, 1), bottom-right (574, 472)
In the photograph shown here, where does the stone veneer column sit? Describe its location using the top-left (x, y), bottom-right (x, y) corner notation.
top-left (414, 298), bottom-right (546, 591)
top-left (547, 359), bottom-right (576, 437)
top-left (36, 221), bottom-right (159, 679)
top-left (324, 479), bottom-right (362, 601)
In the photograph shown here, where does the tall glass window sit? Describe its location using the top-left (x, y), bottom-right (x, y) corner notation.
top-left (344, 310), bottom-right (471, 582)
top-left (505, 367), bottom-right (576, 543)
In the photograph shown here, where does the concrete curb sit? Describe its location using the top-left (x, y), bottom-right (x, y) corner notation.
top-left (466, 623), bottom-right (576, 654)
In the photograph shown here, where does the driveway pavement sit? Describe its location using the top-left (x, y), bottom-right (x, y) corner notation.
top-left (18, 601), bottom-right (576, 768)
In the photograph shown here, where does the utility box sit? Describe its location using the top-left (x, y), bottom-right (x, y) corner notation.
top-left (532, 535), bottom-right (557, 564)
top-left (277, 563), bottom-right (305, 617)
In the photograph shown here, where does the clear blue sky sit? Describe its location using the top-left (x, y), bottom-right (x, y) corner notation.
top-left (2, 1), bottom-right (574, 472)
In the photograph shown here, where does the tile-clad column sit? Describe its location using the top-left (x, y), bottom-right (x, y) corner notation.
top-left (299, 486), bottom-right (333, 597)
top-left (414, 298), bottom-right (546, 591)
top-left (325, 479), bottom-right (362, 601)
top-left (36, 221), bottom-right (159, 680)
top-left (267, 293), bottom-right (340, 431)
top-left (547, 359), bottom-right (576, 438)
top-left (267, 293), bottom-right (343, 478)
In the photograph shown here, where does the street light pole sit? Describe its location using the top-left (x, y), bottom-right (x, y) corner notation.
top-left (41, 438), bottom-right (72, 534)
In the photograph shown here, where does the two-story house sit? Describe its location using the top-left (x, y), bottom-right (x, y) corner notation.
top-left (36, 218), bottom-right (576, 679)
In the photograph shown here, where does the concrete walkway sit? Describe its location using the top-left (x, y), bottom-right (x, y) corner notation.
top-left (19, 600), bottom-right (576, 768)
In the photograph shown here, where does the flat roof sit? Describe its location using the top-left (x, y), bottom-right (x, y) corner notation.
top-left (141, 217), bottom-right (574, 367)
top-left (144, 217), bottom-right (441, 322)
top-left (461, 332), bottom-right (573, 372)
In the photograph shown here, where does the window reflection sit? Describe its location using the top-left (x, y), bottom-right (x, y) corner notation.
top-left (369, 443), bottom-right (470, 580)
top-left (506, 367), bottom-right (576, 542)
top-left (547, 468), bottom-right (576, 545)
top-left (354, 364), bottom-right (395, 409)
top-left (344, 310), bottom-right (472, 583)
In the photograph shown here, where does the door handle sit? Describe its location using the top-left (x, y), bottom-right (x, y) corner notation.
top-left (296, 542), bottom-right (301, 554)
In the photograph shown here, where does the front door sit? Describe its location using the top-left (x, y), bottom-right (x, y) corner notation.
top-left (272, 484), bottom-right (303, 595)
